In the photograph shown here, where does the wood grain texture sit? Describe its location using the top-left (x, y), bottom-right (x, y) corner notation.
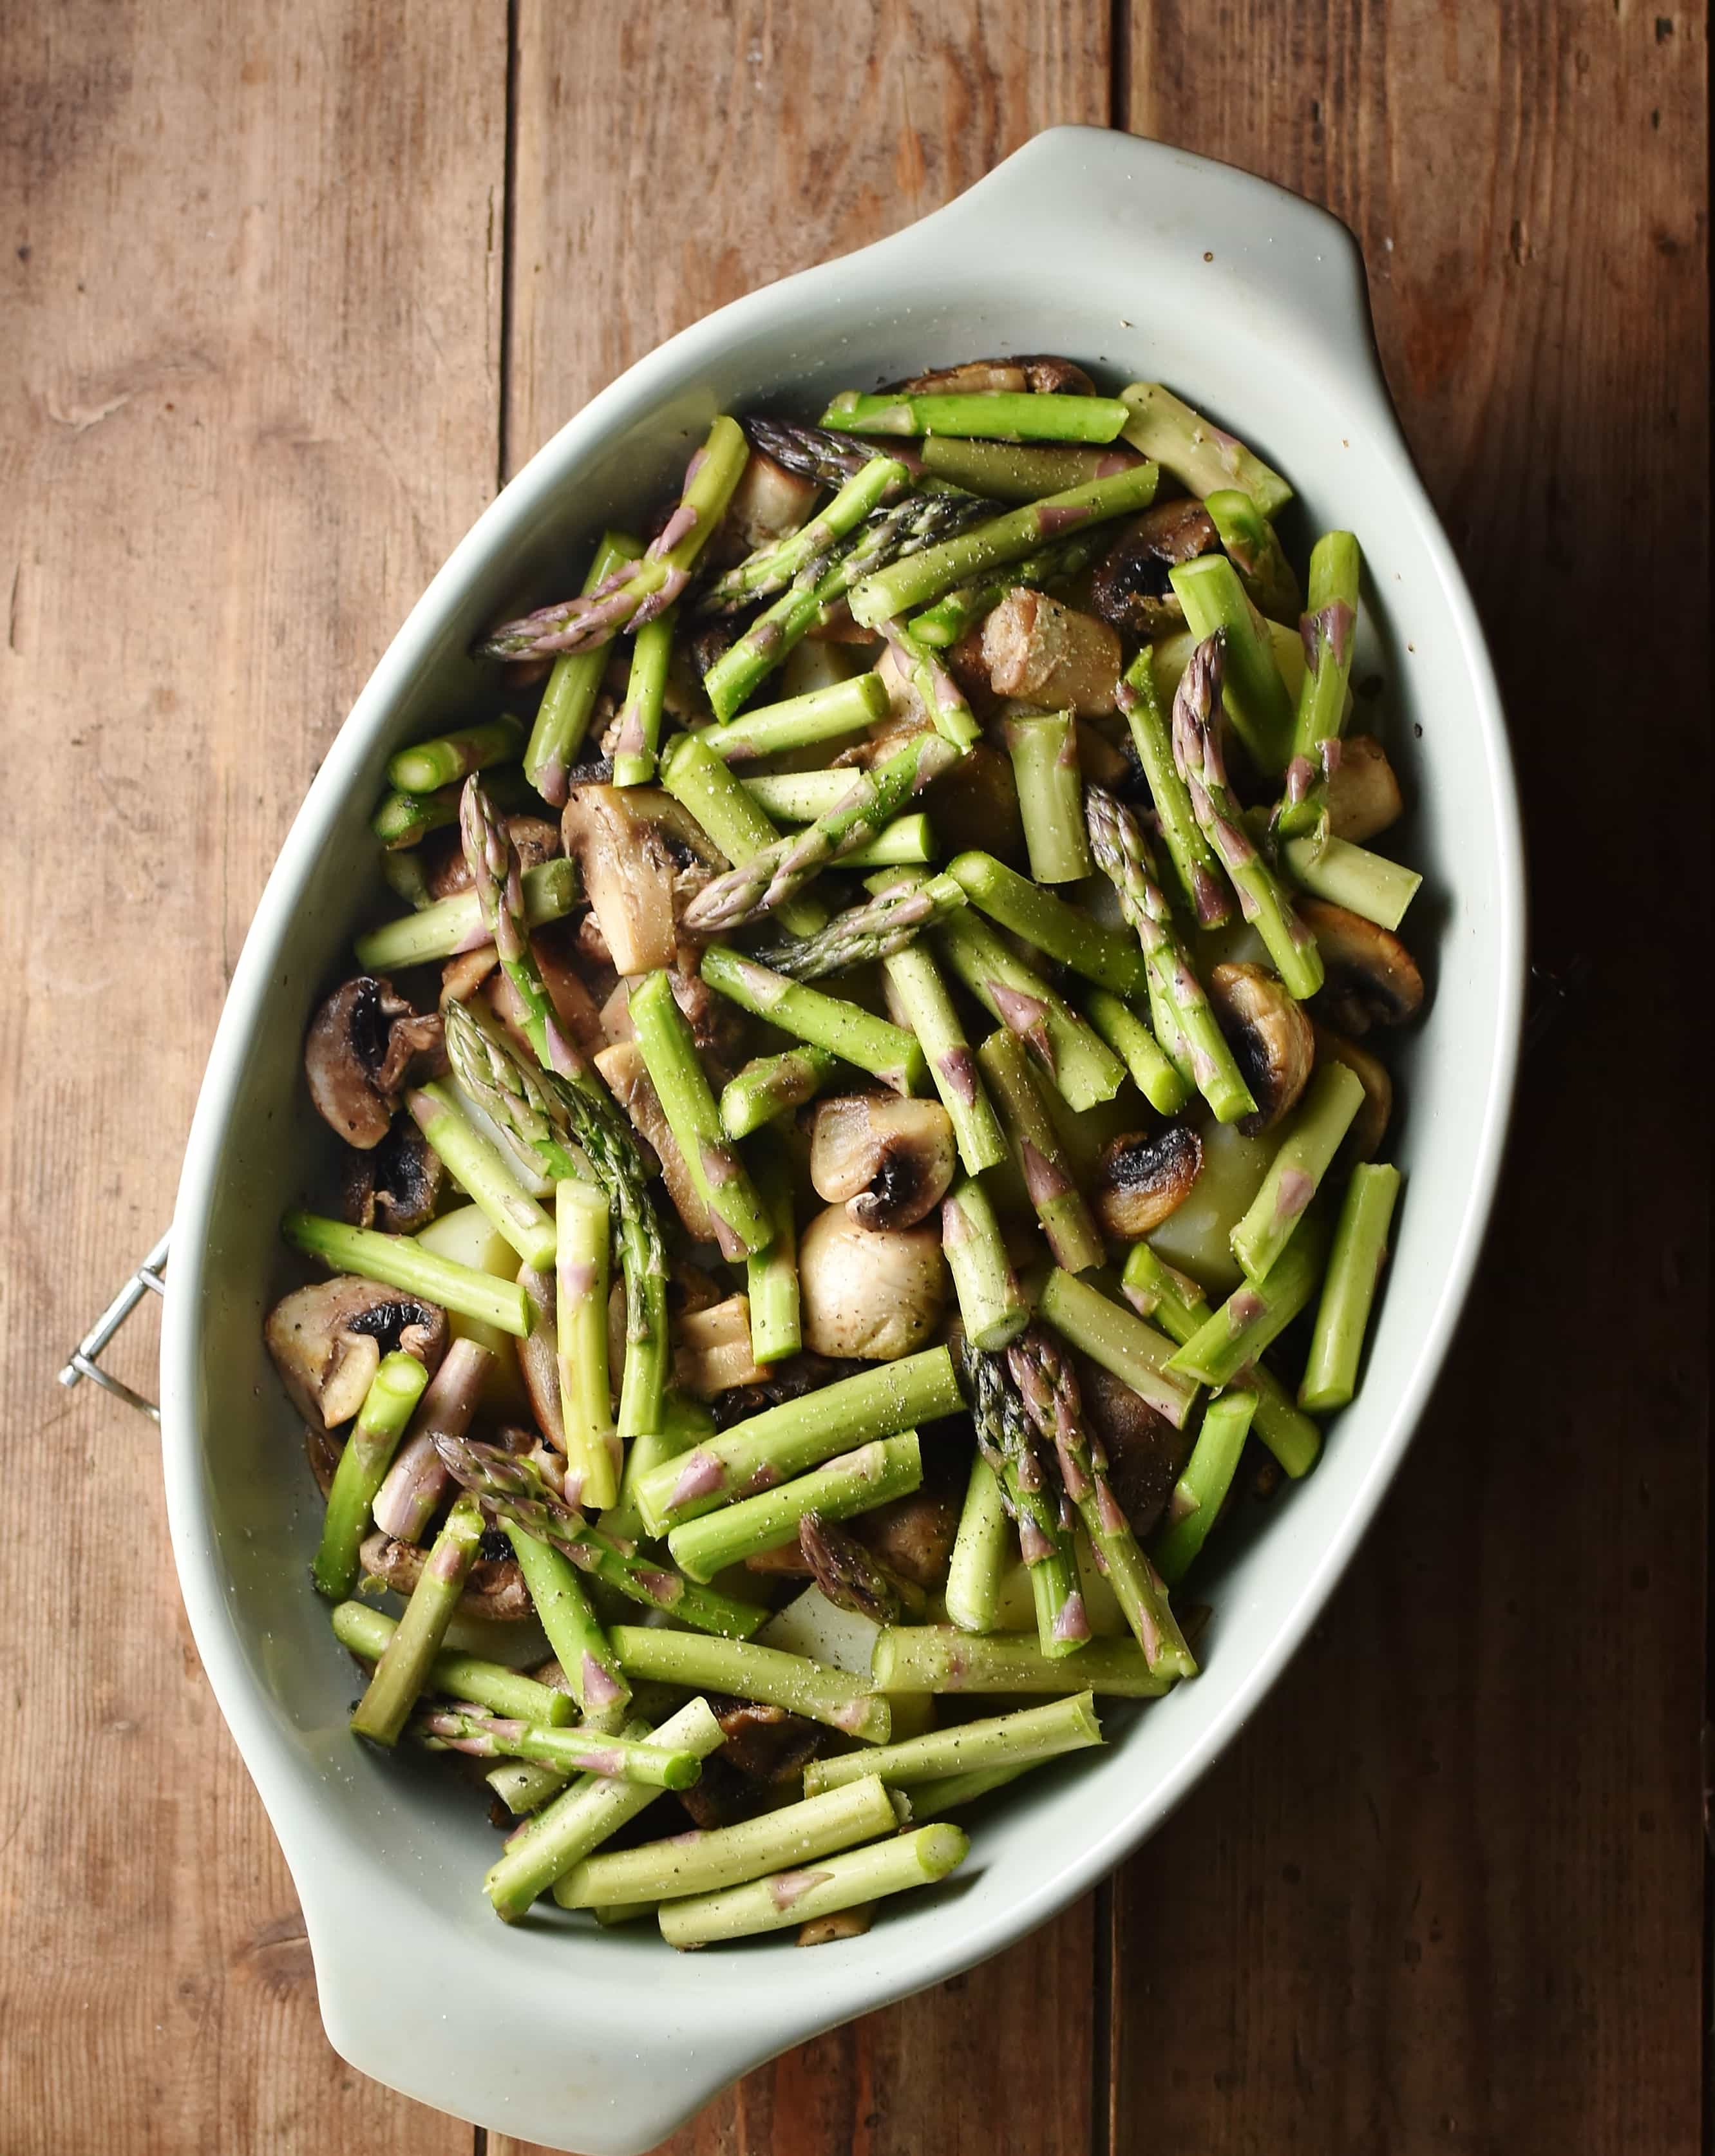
top-left (1114, 5), bottom-right (1709, 2151)
top-left (0, 2), bottom-right (503, 2149)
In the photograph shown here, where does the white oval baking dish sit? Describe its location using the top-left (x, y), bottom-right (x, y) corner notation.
top-left (160, 126), bottom-right (1523, 2153)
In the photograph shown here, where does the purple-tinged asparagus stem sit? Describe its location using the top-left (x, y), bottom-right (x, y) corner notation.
top-left (1114, 647), bottom-right (1231, 927)
top-left (372, 1337), bottom-right (495, 1543)
top-left (877, 617), bottom-right (980, 748)
top-left (1278, 530), bottom-right (1363, 839)
top-left (958, 1339), bottom-right (1085, 1659)
top-left (460, 776), bottom-right (586, 1081)
top-left (411, 1705), bottom-right (704, 1789)
top-left (700, 455), bottom-right (909, 611)
top-left (1008, 1327), bottom-right (1197, 1681)
top-left (349, 1493), bottom-right (486, 1745)
top-left (974, 1030), bottom-right (1103, 1276)
top-left (753, 873), bottom-right (967, 982)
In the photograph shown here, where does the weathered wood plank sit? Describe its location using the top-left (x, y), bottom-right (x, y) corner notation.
top-left (1112, 5), bottom-right (1708, 2150)
top-left (0, 2), bottom-right (504, 2148)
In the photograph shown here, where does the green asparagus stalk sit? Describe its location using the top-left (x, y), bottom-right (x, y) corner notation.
top-left (1278, 531), bottom-right (1363, 838)
top-left (330, 1600), bottom-right (573, 1724)
top-left (876, 908), bottom-right (1007, 1173)
top-left (413, 1705), bottom-right (703, 1789)
top-left (697, 671), bottom-right (889, 762)
top-left (312, 1353), bottom-right (430, 1599)
top-left (876, 616), bottom-right (981, 748)
top-left (554, 1177), bottom-right (619, 1508)
top-left (916, 435), bottom-right (1146, 500)
top-left (353, 856), bottom-right (578, 972)
top-left (908, 1765), bottom-right (1028, 1817)
top-left (609, 603), bottom-right (677, 788)
top-left (1278, 830), bottom-right (1421, 931)
top-left (406, 1082), bottom-right (557, 1272)
top-left (502, 1520), bottom-right (630, 1716)
top-left (526, 531), bottom-right (643, 801)
top-left (976, 1032), bottom-right (1103, 1276)
top-left (371, 762), bottom-right (535, 849)
top-left (753, 873), bottom-right (967, 983)
top-left (804, 1691), bottom-right (1102, 1795)
top-left (379, 847), bottom-right (433, 910)
top-left (1204, 489), bottom-right (1301, 623)
top-left (1037, 1267), bottom-right (1198, 1428)
top-left (460, 775), bottom-right (585, 1079)
top-left (601, 1390), bottom-right (716, 1546)
top-left (1114, 648), bottom-right (1230, 927)
top-left (960, 1341), bottom-right (1086, 1658)
top-left (634, 1345), bottom-right (961, 1535)
top-left (666, 1433), bottom-right (922, 1584)
top-left (947, 849), bottom-right (1151, 998)
top-left (1165, 1213), bottom-right (1332, 1388)
top-left (484, 1695), bottom-right (726, 1921)
top-left (1299, 1163), bottom-right (1401, 1410)
top-left (1229, 1062), bottom-right (1365, 1281)
top-left (699, 947), bottom-right (925, 1095)
top-left (908, 527), bottom-right (1106, 647)
top-left (683, 732), bottom-right (960, 935)
top-left (486, 1758), bottom-right (571, 1816)
top-left (1171, 638), bottom-right (1323, 999)
top-left (1082, 784), bottom-right (1258, 1124)
top-left (280, 1212), bottom-right (531, 1336)
top-left (387, 713), bottom-right (526, 797)
top-left (873, 1625), bottom-right (1173, 1697)
top-left (1170, 557), bottom-right (1297, 775)
top-left (945, 1453), bottom-right (1013, 1635)
top-left (700, 454), bottom-right (909, 610)
top-left (372, 1336), bottom-right (495, 1542)
top-left (478, 417), bottom-right (748, 661)
top-left (739, 769), bottom-right (874, 820)
top-left (848, 462), bottom-right (1161, 625)
top-left (607, 1626), bottom-right (890, 1742)
top-left (940, 1172), bottom-right (1030, 1351)
top-left (658, 1823), bottom-right (968, 1949)
top-left (628, 969), bottom-right (773, 1261)
top-left (1150, 1388), bottom-right (1258, 1587)
top-left (1003, 712), bottom-right (1091, 882)
top-left (1117, 383), bottom-right (1293, 518)
top-left (934, 911), bottom-right (1124, 1113)
top-left (657, 729), bottom-right (828, 936)
top-left (1081, 989), bottom-right (1192, 1117)
top-left (350, 1494), bottom-right (485, 1745)
top-left (556, 1775), bottom-right (902, 1910)
top-left (1009, 1329), bottom-right (1196, 1679)
top-left (744, 1148), bottom-right (802, 1366)
top-left (719, 1046), bottom-right (840, 1139)
top-left (822, 388), bottom-right (1130, 442)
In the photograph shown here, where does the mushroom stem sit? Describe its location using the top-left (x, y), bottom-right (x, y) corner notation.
top-left (350, 1492), bottom-right (486, 1746)
top-left (1150, 1389), bottom-right (1259, 1587)
top-left (666, 1433), bottom-right (923, 1586)
top-left (311, 1351), bottom-right (430, 1601)
top-left (525, 531), bottom-right (644, 802)
top-left (281, 1211), bottom-right (532, 1337)
top-left (1300, 1164), bottom-right (1402, 1412)
top-left (353, 856), bottom-right (578, 973)
top-left (406, 1082), bottom-right (557, 1273)
top-left (554, 1177), bottom-right (620, 1510)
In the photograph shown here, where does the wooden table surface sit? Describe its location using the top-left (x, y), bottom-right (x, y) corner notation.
top-left (3, 5), bottom-right (1707, 2151)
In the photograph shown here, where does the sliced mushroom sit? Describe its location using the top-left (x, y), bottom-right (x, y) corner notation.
top-left (515, 1265), bottom-right (566, 1451)
top-left (798, 1906), bottom-right (875, 1947)
top-left (357, 1531), bottom-right (532, 1620)
top-left (674, 1294), bottom-right (770, 1398)
top-left (799, 1207), bottom-right (948, 1361)
top-left (1312, 1026), bottom-right (1393, 1160)
top-left (1088, 498), bottom-right (1220, 636)
top-left (265, 1276), bottom-right (448, 1427)
top-left (720, 447), bottom-right (822, 555)
top-left (304, 976), bottom-right (443, 1148)
top-left (980, 589), bottom-right (1123, 716)
top-left (594, 1038), bottom-right (713, 1242)
top-left (895, 354), bottom-right (1096, 396)
top-left (441, 944), bottom-right (500, 1007)
top-left (1091, 1124), bottom-right (1204, 1238)
top-left (1208, 961), bottom-right (1317, 1136)
top-left (558, 786), bottom-right (688, 976)
top-left (851, 1488), bottom-right (960, 1589)
top-left (303, 1422), bottom-right (342, 1500)
top-left (1077, 1359), bottom-right (1192, 1540)
top-left (423, 815), bottom-right (560, 902)
top-left (707, 1696), bottom-right (825, 1784)
top-left (529, 918), bottom-right (611, 1054)
top-left (1325, 734), bottom-right (1405, 843)
top-left (714, 1351), bottom-right (864, 1429)
top-left (810, 1096), bottom-right (956, 1230)
top-left (341, 1115), bottom-right (444, 1233)
top-left (1302, 899), bottom-right (1425, 1034)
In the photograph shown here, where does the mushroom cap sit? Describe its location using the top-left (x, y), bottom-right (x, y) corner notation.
top-left (798, 1206), bottom-right (948, 1361)
top-left (1077, 1357), bottom-right (1192, 1539)
top-left (265, 1275), bottom-right (448, 1428)
top-left (305, 976), bottom-right (443, 1149)
top-left (810, 1095), bottom-right (957, 1231)
top-left (1092, 1124), bottom-right (1205, 1240)
top-left (357, 1531), bottom-right (532, 1620)
top-left (1302, 899), bottom-right (1425, 1034)
top-left (1208, 961), bottom-right (1317, 1136)
top-left (560, 784), bottom-right (723, 978)
top-left (340, 1115), bottom-right (444, 1233)
top-left (1088, 498), bottom-right (1220, 636)
top-left (1325, 735), bottom-right (1404, 845)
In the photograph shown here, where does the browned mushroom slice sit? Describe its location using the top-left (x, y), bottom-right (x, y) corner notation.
top-left (303, 1422), bottom-right (342, 1500)
top-left (852, 1489), bottom-right (960, 1589)
top-left (1092, 1124), bottom-right (1204, 1239)
top-left (265, 1276), bottom-right (448, 1427)
top-left (720, 447), bottom-right (822, 556)
top-left (799, 1207), bottom-right (949, 1361)
top-left (1312, 1026), bottom-right (1394, 1160)
top-left (441, 945), bottom-right (500, 1008)
top-left (594, 1039), bottom-right (713, 1242)
top-left (560, 785), bottom-right (678, 976)
top-left (341, 1115), bottom-right (444, 1233)
top-left (1088, 498), bottom-right (1220, 636)
top-left (798, 1907), bottom-right (875, 1947)
top-left (895, 354), bottom-right (1096, 396)
top-left (423, 815), bottom-right (560, 902)
top-left (1076, 1358), bottom-right (1192, 1540)
top-left (529, 918), bottom-right (610, 1054)
top-left (674, 1295), bottom-right (770, 1399)
top-left (707, 1696), bottom-right (826, 1784)
top-left (357, 1531), bottom-right (533, 1620)
top-left (304, 976), bottom-right (443, 1148)
top-left (980, 589), bottom-right (1123, 717)
top-left (1208, 961), bottom-right (1316, 1136)
top-left (1302, 899), bottom-right (1425, 1034)
top-left (714, 1352), bottom-right (864, 1429)
top-left (1325, 734), bottom-right (1405, 844)
top-left (810, 1095), bottom-right (957, 1231)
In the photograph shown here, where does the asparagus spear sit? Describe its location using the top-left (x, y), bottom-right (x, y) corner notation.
top-left (1037, 1267), bottom-right (1199, 1428)
top-left (1115, 647), bottom-right (1231, 927)
top-left (822, 388), bottom-right (1130, 442)
top-left (696, 670), bottom-right (890, 762)
top-left (936, 910), bottom-right (1125, 1113)
top-left (940, 1172), bottom-right (1029, 1351)
top-left (960, 1341), bottom-right (1085, 1658)
top-left (280, 1212), bottom-right (531, 1336)
top-left (526, 531), bottom-right (643, 802)
top-left (1117, 383), bottom-right (1293, 518)
top-left (1150, 1389), bottom-right (1258, 1587)
top-left (610, 603), bottom-right (677, 788)
top-left (554, 1177), bottom-right (619, 1508)
top-left (945, 1453), bottom-right (1012, 1634)
top-left (372, 762), bottom-right (535, 849)
top-left (628, 968), bottom-right (773, 1260)
top-left (752, 873), bottom-right (967, 983)
top-left (682, 732), bottom-right (960, 934)
top-left (1299, 1162), bottom-right (1401, 1410)
top-left (413, 1707), bottom-right (704, 1790)
top-left (738, 415), bottom-right (878, 486)
top-left (700, 947), bottom-right (925, 1095)
top-left (378, 846), bottom-right (434, 911)
top-left (330, 1600), bottom-right (573, 1725)
top-left (602, 1389), bottom-right (717, 1546)
top-left (1229, 1061), bottom-right (1365, 1282)
top-left (477, 416), bottom-right (748, 660)
top-left (875, 898), bottom-right (1007, 1173)
top-left (1082, 784), bottom-right (1258, 1125)
top-left (947, 849), bottom-right (1151, 998)
top-left (501, 1520), bottom-right (629, 1716)
top-left (1170, 556), bottom-right (1297, 775)
top-left (916, 434), bottom-right (1143, 501)
top-left (1278, 531), bottom-right (1363, 837)
top-left (719, 1046), bottom-right (840, 1139)
top-left (312, 1352), bottom-right (430, 1599)
top-left (1009, 1328), bottom-right (1196, 1679)
top-left (1080, 988), bottom-right (1193, 1117)
top-left (849, 462), bottom-right (1160, 625)
top-left (1277, 829), bottom-right (1421, 931)
top-left (876, 617), bottom-right (981, 748)
top-left (1171, 638), bottom-right (1323, 1000)
top-left (907, 526), bottom-right (1104, 647)
top-left (606, 1627), bottom-right (890, 1742)
top-left (804, 1691), bottom-right (1103, 1794)
top-left (1004, 712), bottom-right (1092, 882)
top-left (1204, 489), bottom-right (1301, 623)
top-left (873, 1626), bottom-right (1171, 1698)
top-left (657, 729), bottom-right (827, 937)
top-left (1165, 1213), bottom-right (1332, 1388)
top-left (350, 1493), bottom-right (485, 1745)
top-left (699, 454), bottom-right (909, 610)
top-left (371, 1336), bottom-right (496, 1542)
top-left (976, 1031), bottom-right (1104, 1276)
top-left (744, 1149), bottom-right (802, 1366)
top-left (666, 1434), bottom-right (922, 1582)
top-left (460, 775), bottom-right (585, 1080)
top-left (908, 1765), bottom-right (1029, 1817)
top-left (386, 712), bottom-right (526, 797)
top-left (406, 1081), bottom-right (558, 1272)
top-left (354, 855), bottom-right (578, 972)
top-left (658, 1824), bottom-right (968, 1949)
